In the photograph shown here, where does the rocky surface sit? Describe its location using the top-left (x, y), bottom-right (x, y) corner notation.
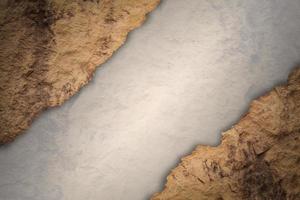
top-left (152, 67), bottom-right (300, 200)
top-left (0, 0), bottom-right (160, 143)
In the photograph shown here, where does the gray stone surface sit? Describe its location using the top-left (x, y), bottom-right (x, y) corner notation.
top-left (0, 0), bottom-right (300, 199)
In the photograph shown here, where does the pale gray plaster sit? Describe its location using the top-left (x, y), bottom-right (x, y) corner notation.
top-left (0, 0), bottom-right (300, 199)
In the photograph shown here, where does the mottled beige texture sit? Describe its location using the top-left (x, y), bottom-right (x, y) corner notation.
top-left (0, 0), bottom-right (160, 143)
top-left (152, 67), bottom-right (300, 200)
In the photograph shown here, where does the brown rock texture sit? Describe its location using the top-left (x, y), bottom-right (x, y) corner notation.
top-left (0, 0), bottom-right (160, 144)
top-left (152, 67), bottom-right (300, 200)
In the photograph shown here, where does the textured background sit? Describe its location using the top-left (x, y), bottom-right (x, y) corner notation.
top-left (1, 0), bottom-right (300, 199)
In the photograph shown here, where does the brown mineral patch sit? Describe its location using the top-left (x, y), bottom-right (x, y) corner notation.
top-left (151, 67), bottom-right (300, 200)
top-left (241, 159), bottom-right (286, 199)
top-left (0, 0), bottom-right (160, 144)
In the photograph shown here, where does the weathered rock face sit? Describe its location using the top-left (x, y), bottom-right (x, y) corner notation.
top-left (151, 67), bottom-right (300, 200)
top-left (0, 0), bottom-right (160, 143)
